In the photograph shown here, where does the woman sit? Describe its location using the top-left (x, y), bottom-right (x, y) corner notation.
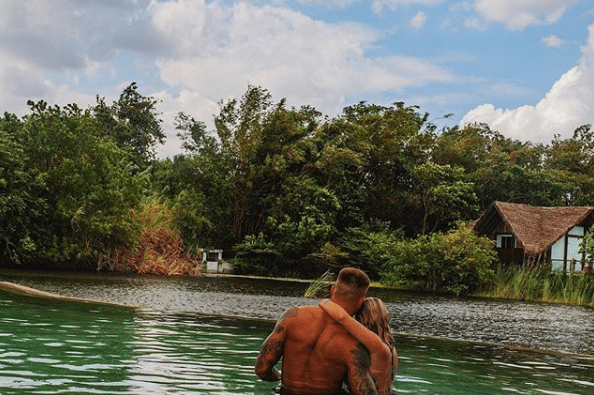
top-left (320, 297), bottom-right (398, 395)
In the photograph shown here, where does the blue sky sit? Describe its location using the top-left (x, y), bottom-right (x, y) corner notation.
top-left (1, 0), bottom-right (593, 156)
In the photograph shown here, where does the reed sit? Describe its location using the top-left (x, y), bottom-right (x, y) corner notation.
top-left (478, 265), bottom-right (594, 307)
top-left (304, 270), bottom-right (334, 299)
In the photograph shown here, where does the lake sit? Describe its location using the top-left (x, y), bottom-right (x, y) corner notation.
top-left (0, 270), bottom-right (593, 394)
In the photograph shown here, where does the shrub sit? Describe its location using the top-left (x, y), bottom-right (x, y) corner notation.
top-left (381, 224), bottom-right (497, 295)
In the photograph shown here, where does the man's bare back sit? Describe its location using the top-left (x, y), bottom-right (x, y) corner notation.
top-left (256, 267), bottom-right (376, 395)
top-left (256, 304), bottom-right (377, 395)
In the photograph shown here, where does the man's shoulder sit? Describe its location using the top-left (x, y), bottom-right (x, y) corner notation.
top-left (287, 304), bottom-right (324, 318)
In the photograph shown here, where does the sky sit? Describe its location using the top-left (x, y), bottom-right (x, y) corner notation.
top-left (1, 0), bottom-right (594, 157)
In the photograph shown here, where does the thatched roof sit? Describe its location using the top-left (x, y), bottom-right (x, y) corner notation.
top-left (472, 201), bottom-right (594, 256)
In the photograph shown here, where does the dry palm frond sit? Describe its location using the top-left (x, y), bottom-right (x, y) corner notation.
top-left (99, 201), bottom-right (201, 276)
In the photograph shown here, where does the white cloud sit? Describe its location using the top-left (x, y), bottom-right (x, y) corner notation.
top-left (0, 0), bottom-right (461, 157)
top-left (294, 0), bottom-right (359, 7)
top-left (488, 82), bottom-right (531, 98)
top-left (0, 48), bottom-right (97, 116)
top-left (463, 16), bottom-right (487, 31)
top-left (0, 0), bottom-right (160, 69)
top-left (410, 11), bottom-right (427, 30)
top-left (542, 34), bottom-right (565, 48)
top-left (148, 1), bottom-right (459, 156)
top-left (461, 23), bottom-right (594, 144)
top-left (372, 0), bottom-right (444, 13)
top-left (0, 0), bottom-right (164, 114)
top-left (473, 0), bottom-right (581, 31)
top-left (152, 2), bottom-right (455, 112)
top-left (152, 89), bottom-right (220, 157)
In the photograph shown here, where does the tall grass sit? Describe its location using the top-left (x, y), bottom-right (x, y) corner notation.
top-left (478, 265), bottom-right (594, 307)
top-left (304, 270), bottom-right (334, 299)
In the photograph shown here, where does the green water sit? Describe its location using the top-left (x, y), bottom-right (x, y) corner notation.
top-left (0, 289), bottom-right (593, 395)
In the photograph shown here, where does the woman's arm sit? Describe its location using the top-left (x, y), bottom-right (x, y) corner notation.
top-left (391, 346), bottom-right (398, 376)
top-left (320, 300), bottom-right (387, 356)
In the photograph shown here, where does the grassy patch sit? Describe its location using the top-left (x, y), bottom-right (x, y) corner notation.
top-left (477, 266), bottom-right (594, 307)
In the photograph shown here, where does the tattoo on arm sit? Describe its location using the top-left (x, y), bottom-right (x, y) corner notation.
top-left (349, 344), bottom-right (377, 395)
top-left (255, 307), bottom-right (296, 381)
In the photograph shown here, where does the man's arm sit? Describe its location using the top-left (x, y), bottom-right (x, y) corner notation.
top-left (347, 344), bottom-right (378, 395)
top-left (255, 307), bottom-right (296, 381)
top-left (320, 300), bottom-right (386, 356)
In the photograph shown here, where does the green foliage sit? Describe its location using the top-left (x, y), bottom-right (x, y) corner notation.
top-left (0, 95), bottom-right (147, 268)
top-left (94, 82), bottom-right (164, 167)
top-left (337, 101), bottom-right (436, 237)
top-left (233, 233), bottom-right (282, 276)
top-left (0, 120), bottom-right (37, 264)
top-left (433, 123), bottom-right (567, 208)
top-left (381, 224), bottom-right (497, 295)
top-left (6, 83), bottom-right (594, 288)
top-left (408, 162), bottom-right (479, 234)
top-left (334, 223), bottom-right (404, 279)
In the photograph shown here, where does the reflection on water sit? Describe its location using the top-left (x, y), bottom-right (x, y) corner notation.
top-left (0, 288), bottom-right (593, 395)
top-left (395, 337), bottom-right (594, 395)
top-left (0, 291), bottom-right (137, 394)
top-left (128, 313), bottom-right (267, 394)
top-left (0, 290), bottom-right (270, 394)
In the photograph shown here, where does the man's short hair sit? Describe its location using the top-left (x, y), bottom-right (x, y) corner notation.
top-left (334, 267), bottom-right (370, 300)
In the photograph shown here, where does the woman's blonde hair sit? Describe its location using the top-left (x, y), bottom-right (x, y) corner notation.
top-left (355, 297), bottom-right (394, 349)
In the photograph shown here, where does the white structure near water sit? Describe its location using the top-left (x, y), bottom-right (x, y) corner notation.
top-left (551, 226), bottom-right (585, 272)
top-left (203, 249), bottom-right (234, 274)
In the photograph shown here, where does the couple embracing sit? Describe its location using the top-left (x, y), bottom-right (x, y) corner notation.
top-left (255, 267), bottom-right (398, 395)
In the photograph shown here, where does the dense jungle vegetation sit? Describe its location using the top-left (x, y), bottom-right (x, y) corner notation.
top-left (1, 83), bottom-right (594, 299)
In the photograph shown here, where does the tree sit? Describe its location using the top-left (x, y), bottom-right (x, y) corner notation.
top-left (94, 82), bottom-right (164, 167)
top-left (545, 125), bottom-right (594, 206)
top-left (0, 114), bottom-right (38, 264)
top-left (408, 162), bottom-right (478, 235)
top-left (173, 86), bottom-right (380, 275)
top-left (4, 100), bottom-right (146, 268)
top-left (335, 101), bottom-right (437, 236)
top-left (434, 123), bottom-right (566, 210)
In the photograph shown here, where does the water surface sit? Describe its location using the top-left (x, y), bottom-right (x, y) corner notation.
top-left (2, 270), bottom-right (591, 355)
top-left (0, 270), bottom-right (593, 394)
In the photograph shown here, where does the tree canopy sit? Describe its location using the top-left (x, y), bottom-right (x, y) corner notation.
top-left (1, 83), bottom-right (593, 284)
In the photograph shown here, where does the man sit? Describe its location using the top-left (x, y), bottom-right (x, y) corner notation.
top-left (255, 267), bottom-right (377, 395)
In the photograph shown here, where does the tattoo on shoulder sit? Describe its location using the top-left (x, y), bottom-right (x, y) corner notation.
top-left (277, 307), bottom-right (298, 323)
top-left (270, 307), bottom-right (298, 334)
